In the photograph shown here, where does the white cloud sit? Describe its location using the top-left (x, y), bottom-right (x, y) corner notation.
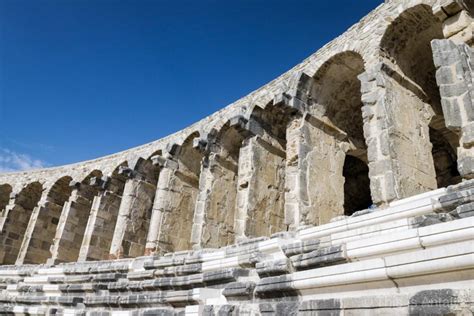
top-left (0, 148), bottom-right (48, 173)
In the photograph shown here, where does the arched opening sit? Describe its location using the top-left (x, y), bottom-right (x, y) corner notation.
top-left (343, 156), bottom-right (372, 216)
top-left (380, 4), bottom-right (460, 191)
top-left (430, 128), bottom-right (461, 187)
top-left (306, 51), bottom-right (370, 224)
top-left (0, 185), bottom-right (11, 214)
top-left (157, 133), bottom-right (203, 253)
top-left (21, 176), bottom-right (73, 264)
top-left (238, 105), bottom-right (287, 238)
top-left (79, 163), bottom-right (127, 261)
top-left (0, 182), bottom-right (42, 264)
top-left (314, 52), bottom-right (366, 151)
top-left (111, 156), bottom-right (160, 258)
top-left (199, 123), bottom-right (246, 248)
top-left (49, 170), bottom-right (103, 263)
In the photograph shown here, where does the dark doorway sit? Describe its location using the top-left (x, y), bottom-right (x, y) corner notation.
top-left (429, 127), bottom-right (461, 188)
top-left (343, 155), bottom-right (373, 216)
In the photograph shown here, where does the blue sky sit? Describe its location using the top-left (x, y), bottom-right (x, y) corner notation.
top-left (0, 0), bottom-right (382, 172)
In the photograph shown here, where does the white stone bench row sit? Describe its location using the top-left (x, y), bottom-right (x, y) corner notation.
top-left (255, 239), bottom-right (473, 297)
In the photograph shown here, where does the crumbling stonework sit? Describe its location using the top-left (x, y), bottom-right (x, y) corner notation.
top-left (0, 0), bottom-right (473, 314)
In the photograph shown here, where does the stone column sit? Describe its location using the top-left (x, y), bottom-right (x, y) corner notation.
top-left (145, 154), bottom-right (198, 254)
top-left (109, 167), bottom-right (156, 259)
top-left (284, 115), bottom-right (307, 230)
top-left (144, 156), bottom-right (176, 255)
top-left (234, 135), bottom-right (286, 241)
top-left (432, 39), bottom-right (474, 178)
top-left (358, 63), bottom-right (438, 205)
top-left (48, 181), bottom-right (94, 264)
top-left (190, 154), bottom-right (212, 250)
top-left (77, 177), bottom-right (123, 262)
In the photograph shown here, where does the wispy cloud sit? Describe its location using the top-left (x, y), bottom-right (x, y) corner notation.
top-left (0, 148), bottom-right (48, 173)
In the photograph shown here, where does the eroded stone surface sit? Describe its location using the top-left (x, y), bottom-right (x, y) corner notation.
top-left (0, 0), bottom-right (473, 314)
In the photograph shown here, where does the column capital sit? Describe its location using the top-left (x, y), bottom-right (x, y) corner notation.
top-left (150, 155), bottom-right (179, 170)
top-left (192, 138), bottom-right (208, 153)
top-left (117, 166), bottom-right (147, 181)
top-left (89, 176), bottom-right (110, 190)
top-left (273, 92), bottom-right (306, 115)
top-left (68, 180), bottom-right (81, 190)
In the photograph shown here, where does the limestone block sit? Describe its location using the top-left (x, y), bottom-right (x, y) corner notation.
top-left (290, 245), bottom-right (346, 270)
top-left (443, 11), bottom-right (474, 38)
top-left (222, 281), bottom-right (256, 298)
top-left (256, 258), bottom-right (292, 277)
top-left (281, 239), bottom-right (320, 257)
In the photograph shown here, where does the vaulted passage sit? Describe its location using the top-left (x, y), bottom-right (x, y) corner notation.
top-left (235, 106), bottom-right (287, 239)
top-left (78, 164), bottom-right (127, 261)
top-left (429, 127), bottom-right (461, 188)
top-left (49, 170), bottom-right (102, 264)
top-left (0, 182), bottom-right (43, 264)
top-left (343, 156), bottom-right (372, 216)
top-left (0, 185), bottom-right (11, 214)
top-left (300, 51), bottom-right (369, 224)
top-left (380, 4), bottom-right (460, 193)
top-left (149, 134), bottom-right (203, 254)
top-left (110, 158), bottom-right (159, 259)
top-left (17, 177), bottom-right (73, 264)
top-left (194, 123), bottom-right (246, 248)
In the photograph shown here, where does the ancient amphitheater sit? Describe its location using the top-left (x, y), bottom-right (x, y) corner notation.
top-left (0, 0), bottom-right (473, 314)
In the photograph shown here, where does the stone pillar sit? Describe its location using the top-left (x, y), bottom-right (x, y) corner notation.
top-left (145, 155), bottom-right (198, 254)
top-left (0, 192), bottom-right (38, 264)
top-left (191, 153), bottom-right (240, 249)
top-left (432, 39), bottom-right (474, 178)
top-left (284, 115), bottom-right (307, 230)
top-left (358, 63), bottom-right (438, 205)
top-left (109, 167), bottom-right (156, 259)
top-left (234, 135), bottom-right (286, 241)
top-left (283, 114), bottom-right (349, 227)
top-left (190, 154), bottom-right (212, 250)
top-left (48, 181), bottom-right (94, 264)
top-left (15, 196), bottom-right (64, 265)
top-left (78, 177), bottom-right (123, 262)
top-left (145, 157), bottom-right (178, 255)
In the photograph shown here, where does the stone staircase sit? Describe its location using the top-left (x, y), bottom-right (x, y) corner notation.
top-left (0, 181), bottom-right (473, 315)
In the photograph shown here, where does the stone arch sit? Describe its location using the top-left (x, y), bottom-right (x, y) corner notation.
top-left (0, 184), bottom-right (12, 215)
top-left (0, 182), bottom-right (43, 264)
top-left (380, 4), bottom-right (460, 190)
top-left (196, 120), bottom-right (248, 248)
top-left (109, 155), bottom-right (161, 259)
top-left (49, 170), bottom-right (104, 264)
top-left (153, 132), bottom-right (203, 253)
top-left (133, 157), bottom-right (160, 183)
top-left (18, 176), bottom-right (73, 264)
top-left (300, 51), bottom-right (372, 223)
top-left (380, 4), bottom-right (443, 108)
top-left (48, 176), bottom-right (74, 205)
top-left (312, 51), bottom-right (366, 151)
top-left (235, 104), bottom-right (288, 239)
top-left (78, 162), bottom-right (128, 261)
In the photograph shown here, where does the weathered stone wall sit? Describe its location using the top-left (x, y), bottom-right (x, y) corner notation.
top-left (0, 0), bottom-right (472, 314)
top-left (0, 0), bottom-right (471, 281)
top-left (0, 180), bottom-right (472, 315)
